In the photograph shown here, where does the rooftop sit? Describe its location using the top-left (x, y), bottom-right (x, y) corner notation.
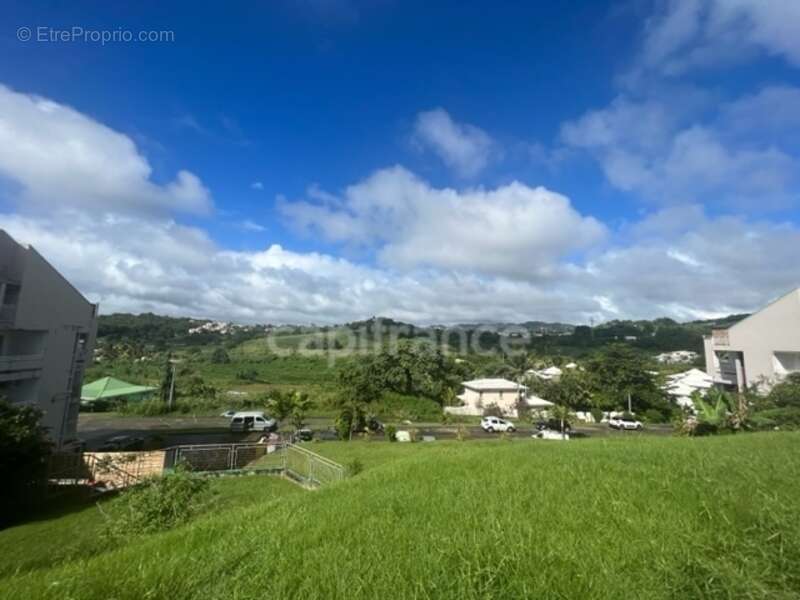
top-left (462, 378), bottom-right (526, 391)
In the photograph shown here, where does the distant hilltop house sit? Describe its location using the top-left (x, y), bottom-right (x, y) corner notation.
top-left (704, 288), bottom-right (800, 392)
top-left (525, 363), bottom-right (577, 381)
top-left (188, 321), bottom-right (268, 335)
top-left (0, 230), bottom-right (97, 449)
top-left (656, 350), bottom-right (699, 364)
top-left (445, 378), bottom-right (553, 418)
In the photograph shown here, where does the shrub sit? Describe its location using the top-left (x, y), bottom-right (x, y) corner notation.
top-left (751, 407), bottom-right (800, 430)
top-left (120, 398), bottom-right (170, 416)
top-left (346, 459), bottom-right (364, 477)
top-left (590, 407), bottom-right (604, 424)
top-left (102, 466), bottom-right (210, 537)
top-left (376, 392), bottom-right (442, 421)
top-left (385, 425), bottom-right (397, 442)
top-left (642, 409), bottom-right (666, 423)
top-left (210, 348), bottom-right (231, 364)
top-left (0, 398), bottom-right (52, 526)
top-left (482, 403), bottom-right (504, 418)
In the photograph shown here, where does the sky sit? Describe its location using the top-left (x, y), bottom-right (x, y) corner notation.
top-left (1, 0), bottom-right (799, 325)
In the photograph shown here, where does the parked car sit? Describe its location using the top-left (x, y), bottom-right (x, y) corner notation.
top-left (220, 409), bottom-right (236, 419)
top-left (358, 417), bottom-right (384, 434)
top-left (293, 428), bottom-right (313, 442)
top-left (230, 411), bottom-right (277, 432)
top-left (608, 416), bottom-right (643, 430)
top-left (481, 416), bottom-right (516, 433)
top-left (99, 435), bottom-right (144, 451)
top-left (533, 429), bottom-right (569, 441)
top-left (535, 419), bottom-right (572, 433)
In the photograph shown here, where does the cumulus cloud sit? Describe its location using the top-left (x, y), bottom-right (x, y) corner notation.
top-left (250, 181), bottom-right (265, 191)
top-left (280, 165), bottom-right (606, 279)
top-left (561, 89), bottom-right (800, 209)
top-left (0, 84), bottom-right (212, 215)
top-left (1, 82), bottom-right (798, 325)
top-left (412, 108), bottom-right (495, 177)
top-left (635, 0), bottom-right (800, 78)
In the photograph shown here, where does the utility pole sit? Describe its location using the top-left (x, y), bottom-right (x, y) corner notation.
top-left (627, 391), bottom-right (632, 415)
top-left (168, 359), bottom-right (181, 411)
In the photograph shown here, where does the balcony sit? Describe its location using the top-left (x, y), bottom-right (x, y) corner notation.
top-left (0, 303), bottom-right (18, 325)
top-left (0, 353), bottom-right (44, 373)
top-left (711, 329), bottom-right (730, 346)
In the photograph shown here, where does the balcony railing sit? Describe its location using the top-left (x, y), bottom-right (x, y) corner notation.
top-left (711, 329), bottom-right (730, 346)
top-left (0, 303), bottom-right (18, 325)
top-left (0, 353), bottom-right (45, 372)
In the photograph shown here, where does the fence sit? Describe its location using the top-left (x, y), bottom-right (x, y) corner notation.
top-left (47, 450), bottom-right (166, 490)
top-left (165, 442), bottom-right (345, 488)
top-left (47, 443), bottom-right (345, 492)
top-left (167, 442), bottom-right (284, 473)
top-left (284, 444), bottom-right (346, 487)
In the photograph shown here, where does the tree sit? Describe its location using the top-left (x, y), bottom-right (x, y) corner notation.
top-left (0, 397), bottom-right (52, 525)
top-left (533, 370), bottom-right (593, 410)
top-left (586, 344), bottom-right (663, 413)
top-left (210, 347), bottom-right (231, 364)
top-left (549, 404), bottom-right (574, 440)
top-left (768, 373), bottom-right (800, 408)
top-left (264, 391), bottom-right (295, 421)
top-left (289, 391), bottom-right (313, 430)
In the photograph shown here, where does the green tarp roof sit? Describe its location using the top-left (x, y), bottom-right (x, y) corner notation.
top-left (81, 376), bottom-right (157, 401)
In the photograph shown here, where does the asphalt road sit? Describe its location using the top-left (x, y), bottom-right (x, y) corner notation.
top-left (78, 414), bottom-right (673, 449)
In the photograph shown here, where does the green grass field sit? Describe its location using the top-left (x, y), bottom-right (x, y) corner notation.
top-left (2, 434), bottom-right (799, 599)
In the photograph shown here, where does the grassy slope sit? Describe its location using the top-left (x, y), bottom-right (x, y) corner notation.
top-left (0, 477), bottom-right (302, 580)
top-left (2, 434), bottom-right (800, 599)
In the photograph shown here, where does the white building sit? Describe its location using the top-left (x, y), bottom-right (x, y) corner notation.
top-left (526, 366), bottom-right (563, 381)
top-left (663, 368), bottom-right (715, 410)
top-left (655, 350), bottom-right (699, 364)
top-left (0, 230), bottom-right (97, 448)
top-left (445, 378), bottom-right (552, 417)
top-left (704, 288), bottom-right (800, 392)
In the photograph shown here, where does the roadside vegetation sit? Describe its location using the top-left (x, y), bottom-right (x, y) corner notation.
top-left (1, 434), bottom-right (798, 599)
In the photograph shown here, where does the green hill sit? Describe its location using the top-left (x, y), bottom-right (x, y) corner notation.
top-left (1, 434), bottom-right (799, 599)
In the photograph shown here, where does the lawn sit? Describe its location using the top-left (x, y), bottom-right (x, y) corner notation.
top-left (2, 434), bottom-right (799, 599)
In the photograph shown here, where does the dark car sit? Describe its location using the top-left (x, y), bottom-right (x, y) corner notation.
top-left (293, 428), bottom-right (314, 442)
top-left (535, 419), bottom-right (572, 433)
top-left (361, 417), bottom-right (384, 434)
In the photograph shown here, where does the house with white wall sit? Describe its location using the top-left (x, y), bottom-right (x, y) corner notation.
top-left (445, 378), bottom-right (552, 417)
top-left (704, 288), bottom-right (800, 393)
top-left (0, 230), bottom-right (97, 448)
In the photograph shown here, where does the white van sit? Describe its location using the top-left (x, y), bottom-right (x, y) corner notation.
top-left (229, 411), bottom-right (277, 432)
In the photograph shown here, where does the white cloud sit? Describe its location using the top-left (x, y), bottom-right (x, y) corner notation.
top-left (250, 181), bottom-right (265, 191)
top-left (412, 108), bottom-right (495, 177)
top-left (240, 219), bottom-right (267, 232)
top-left (280, 165), bottom-right (607, 279)
top-left (561, 91), bottom-right (800, 209)
top-left (636, 0), bottom-right (800, 78)
top-left (1, 82), bottom-right (799, 326)
top-left (0, 84), bottom-right (212, 215)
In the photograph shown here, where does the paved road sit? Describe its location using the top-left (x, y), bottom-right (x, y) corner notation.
top-left (78, 414), bottom-right (673, 449)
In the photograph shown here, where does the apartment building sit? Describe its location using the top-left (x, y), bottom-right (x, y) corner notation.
top-left (0, 230), bottom-right (97, 448)
top-left (704, 288), bottom-right (800, 392)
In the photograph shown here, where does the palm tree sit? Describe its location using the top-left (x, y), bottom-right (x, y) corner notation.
top-left (549, 403), bottom-right (574, 440)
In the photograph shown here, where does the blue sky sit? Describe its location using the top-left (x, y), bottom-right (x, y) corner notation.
top-left (1, 1), bottom-right (799, 324)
